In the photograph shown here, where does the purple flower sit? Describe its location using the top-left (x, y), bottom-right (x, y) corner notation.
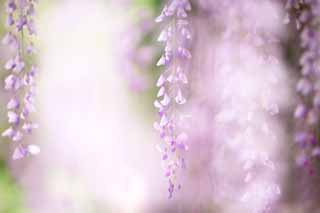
top-left (12, 130), bottom-right (23, 142)
top-left (26, 42), bottom-right (35, 54)
top-left (294, 104), bottom-right (307, 119)
top-left (12, 144), bottom-right (40, 160)
top-left (6, 13), bottom-right (14, 26)
top-left (154, 0), bottom-right (192, 198)
top-left (16, 15), bottom-right (27, 31)
top-left (2, 32), bottom-right (15, 45)
top-left (13, 55), bottom-right (25, 73)
top-left (175, 89), bottom-right (186, 104)
top-left (299, 11), bottom-right (311, 23)
top-left (178, 46), bottom-right (192, 59)
top-left (4, 58), bottom-right (16, 70)
top-left (27, 4), bottom-right (35, 16)
top-left (2, 0), bottom-right (40, 159)
top-left (22, 122), bottom-right (39, 134)
top-left (27, 19), bottom-right (36, 35)
top-left (296, 78), bottom-right (312, 96)
top-left (7, 97), bottom-right (20, 110)
top-left (6, 0), bottom-right (17, 13)
top-left (20, 102), bottom-right (36, 120)
top-left (12, 145), bottom-right (28, 160)
top-left (288, 0), bottom-right (320, 169)
top-left (8, 111), bottom-right (20, 125)
top-left (4, 74), bottom-right (21, 91)
top-left (313, 93), bottom-right (320, 107)
top-left (1, 127), bottom-right (15, 138)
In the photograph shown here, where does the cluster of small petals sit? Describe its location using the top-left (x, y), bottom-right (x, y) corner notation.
top-left (2, 0), bottom-right (40, 160)
top-left (154, 0), bottom-right (192, 198)
top-left (12, 144), bottom-right (40, 160)
top-left (287, 0), bottom-right (320, 170)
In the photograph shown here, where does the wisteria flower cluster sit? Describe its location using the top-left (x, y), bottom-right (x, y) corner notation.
top-left (1, 0), bottom-right (40, 160)
top-left (286, 0), bottom-right (320, 171)
top-left (154, 0), bottom-right (192, 198)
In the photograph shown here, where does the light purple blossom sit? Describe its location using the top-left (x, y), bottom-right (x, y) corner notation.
top-left (12, 145), bottom-right (28, 160)
top-left (154, 0), bottom-right (192, 198)
top-left (6, 0), bottom-right (17, 13)
top-left (8, 111), bottom-right (20, 125)
top-left (7, 97), bottom-right (20, 110)
top-left (4, 58), bottom-right (16, 70)
top-left (12, 130), bottom-right (23, 142)
top-left (2, 0), bottom-right (40, 160)
top-left (294, 104), bottom-right (307, 119)
top-left (11, 144), bottom-right (40, 160)
top-left (287, 0), bottom-right (320, 170)
top-left (1, 127), bottom-right (15, 138)
top-left (22, 122), bottom-right (38, 134)
top-left (4, 74), bottom-right (21, 91)
top-left (296, 78), bottom-right (312, 96)
top-left (2, 32), bottom-right (17, 46)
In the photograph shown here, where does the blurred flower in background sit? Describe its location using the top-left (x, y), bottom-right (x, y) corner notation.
top-left (0, 0), bottom-right (319, 213)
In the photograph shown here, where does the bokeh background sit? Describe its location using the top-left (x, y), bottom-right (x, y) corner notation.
top-left (0, 0), bottom-right (319, 212)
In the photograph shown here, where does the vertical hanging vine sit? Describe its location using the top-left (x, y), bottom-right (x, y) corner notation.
top-left (286, 0), bottom-right (320, 171)
top-left (154, 0), bottom-right (192, 198)
top-left (2, 0), bottom-right (40, 159)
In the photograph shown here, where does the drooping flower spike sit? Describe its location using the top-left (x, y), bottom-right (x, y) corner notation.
top-left (286, 0), bottom-right (320, 171)
top-left (154, 0), bottom-right (192, 198)
top-left (2, 0), bottom-right (40, 160)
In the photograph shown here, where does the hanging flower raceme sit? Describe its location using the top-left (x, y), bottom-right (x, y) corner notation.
top-left (154, 0), bottom-right (192, 198)
top-left (286, 0), bottom-right (320, 171)
top-left (2, 0), bottom-right (40, 160)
